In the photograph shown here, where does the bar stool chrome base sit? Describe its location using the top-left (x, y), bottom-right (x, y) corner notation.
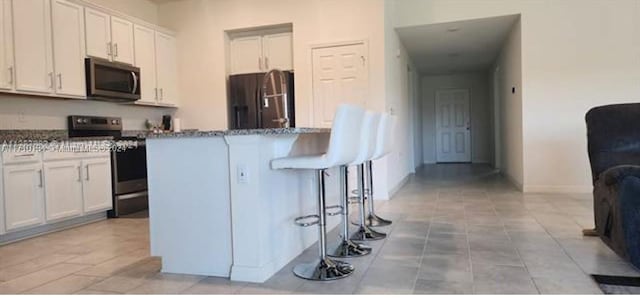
top-left (328, 238), bottom-right (372, 258)
top-left (364, 213), bottom-right (392, 227)
top-left (293, 257), bottom-right (355, 281)
top-left (351, 225), bottom-right (386, 241)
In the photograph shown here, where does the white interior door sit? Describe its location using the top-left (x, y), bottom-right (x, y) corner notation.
top-left (312, 42), bottom-right (367, 127)
top-left (436, 89), bottom-right (471, 163)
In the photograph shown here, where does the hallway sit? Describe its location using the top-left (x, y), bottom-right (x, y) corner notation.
top-left (0, 164), bottom-right (636, 294)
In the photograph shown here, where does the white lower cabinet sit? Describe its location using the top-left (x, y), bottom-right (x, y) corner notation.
top-left (43, 160), bottom-right (83, 221)
top-left (3, 163), bottom-right (45, 231)
top-left (1, 148), bottom-right (113, 236)
top-left (82, 158), bottom-right (112, 213)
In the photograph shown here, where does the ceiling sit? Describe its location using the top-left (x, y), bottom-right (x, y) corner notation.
top-left (396, 14), bottom-right (519, 75)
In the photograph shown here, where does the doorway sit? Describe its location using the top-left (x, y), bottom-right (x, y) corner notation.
top-left (435, 89), bottom-right (471, 163)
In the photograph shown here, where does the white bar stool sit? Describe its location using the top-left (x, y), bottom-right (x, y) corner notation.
top-left (270, 104), bottom-right (365, 281)
top-left (354, 113), bottom-right (394, 227)
top-left (365, 113), bottom-right (395, 226)
top-left (327, 112), bottom-right (380, 258)
top-left (349, 112), bottom-right (387, 242)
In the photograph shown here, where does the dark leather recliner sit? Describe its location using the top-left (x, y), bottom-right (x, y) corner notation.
top-left (586, 103), bottom-right (640, 268)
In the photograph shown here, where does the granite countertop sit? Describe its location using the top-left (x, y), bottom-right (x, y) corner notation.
top-left (144, 127), bottom-right (331, 139)
top-left (0, 130), bottom-right (114, 142)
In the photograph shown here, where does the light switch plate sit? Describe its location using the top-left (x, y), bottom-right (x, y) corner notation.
top-left (237, 164), bottom-right (249, 184)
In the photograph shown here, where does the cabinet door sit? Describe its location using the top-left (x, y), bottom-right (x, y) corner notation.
top-left (262, 32), bottom-right (293, 71)
top-left (82, 158), bottom-right (112, 213)
top-left (12, 0), bottom-right (54, 94)
top-left (134, 24), bottom-right (157, 105)
top-left (0, 0), bottom-right (14, 90)
top-left (110, 16), bottom-right (134, 65)
top-left (84, 7), bottom-right (111, 60)
top-left (3, 164), bottom-right (44, 231)
top-left (155, 31), bottom-right (179, 106)
top-left (43, 160), bottom-right (83, 222)
top-left (52, 0), bottom-right (85, 97)
top-left (230, 35), bottom-right (263, 74)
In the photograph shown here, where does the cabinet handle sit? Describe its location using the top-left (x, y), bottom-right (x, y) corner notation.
top-left (14, 153), bottom-right (35, 158)
top-left (57, 73), bottom-right (62, 89)
top-left (114, 43), bottom-right (118, 58)
top-left (8, 66), bottom-right (13, 84)
top-left (258, 57), bottom-right (262, 70)
top-left (48, 72), bottom-right (53, 89)
top-left (154, 87), bottom-right (158, 100)
top-left (265, 57), bottom-right (269, 70)
top-left (38, 170), bottom-right (43, 187)
top-left (85, 165), bottom-right (90, 181)
top-left (77, 166), bottom-right (82, 182)
top-left (107, 42), bottom-right (112, 56)
top-left (159, 88), bottom-right (164, 100)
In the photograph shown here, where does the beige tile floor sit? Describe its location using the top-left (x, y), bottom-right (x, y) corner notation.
top-left (0, 164), bottom-right (637, 294)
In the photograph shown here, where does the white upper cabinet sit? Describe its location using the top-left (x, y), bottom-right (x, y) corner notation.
top-left (155, 31), bottom-right (178, 106)
top-left (0, 0), bottom-right (14, 91)
top-left (3, 163), bottom-right (44, 231)
top-left (43, 160), bottom-right (84, 222)
top-left (51, 0), bottom-right (86, 97)
top-left (110, 16), bottom-right (134, 65)
top-left (134, 24), bottom-right (157, 105)
top-left (230, 36), bottom-right (263, 75)
top-left (229, 31), bottom-right (293, 75)
top-left (12, 0), bottom-right (54, 94)
top-left (84, 7), bottom-right (111, 60)
top-left (82, 158), bottom-right (112, 213)
top-left (262, 32), bottom-right (293, 71)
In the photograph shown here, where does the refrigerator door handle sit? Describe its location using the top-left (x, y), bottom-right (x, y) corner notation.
top-left (235, 106), bottom-right (241, 128)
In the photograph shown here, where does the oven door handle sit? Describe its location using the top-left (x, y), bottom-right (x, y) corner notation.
top-left (118, 190), bottom-right (149, 201)
top-left (131, 72), bottom-right (138, 95)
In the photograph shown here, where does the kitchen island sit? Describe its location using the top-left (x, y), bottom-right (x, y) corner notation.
top-left (145, 128), bottom-right (340, 283)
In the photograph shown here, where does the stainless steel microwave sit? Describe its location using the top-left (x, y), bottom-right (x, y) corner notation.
top-left (85, 58), bottom-right (141, 102)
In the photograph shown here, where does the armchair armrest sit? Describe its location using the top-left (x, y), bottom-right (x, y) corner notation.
top-left (601, 165), bottom-right (640, 186)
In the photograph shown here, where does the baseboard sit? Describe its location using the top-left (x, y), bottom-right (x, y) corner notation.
top-left (0, 212), bottom-right (107, 245)
top-left (503, 172), bottom-right (524, 192)
top-left (388, 173), bottom-right (411, 200)
top-left (523, 184), bottom-right (592, 194)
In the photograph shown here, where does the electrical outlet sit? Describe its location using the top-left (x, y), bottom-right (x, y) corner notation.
top-left (237, 164), bottom-right (249, 184)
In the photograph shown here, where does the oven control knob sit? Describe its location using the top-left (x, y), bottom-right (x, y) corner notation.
top-left (76, 118), bottom-right (82, 124)
top-left (82, 119), bottom-right (88, 124)
top-left (112, 120), bottom-right (119, 125)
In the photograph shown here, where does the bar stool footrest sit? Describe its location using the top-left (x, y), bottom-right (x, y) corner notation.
top-left (294, 214), bottom-right (320, 227)
top-left (325, 204), bottom-right (344, 216)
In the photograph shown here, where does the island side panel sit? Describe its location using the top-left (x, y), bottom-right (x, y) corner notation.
top-left (225, 133), bottom-right (340, 282)
top-left (146, 137), bottom-right (233, 277)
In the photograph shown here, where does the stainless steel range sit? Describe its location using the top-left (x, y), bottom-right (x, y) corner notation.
top-left (68, 115), bottom-right (148, 217)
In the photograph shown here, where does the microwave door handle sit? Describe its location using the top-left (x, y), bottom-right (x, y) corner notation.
top-left (131, 72), bottom-right (138, 94)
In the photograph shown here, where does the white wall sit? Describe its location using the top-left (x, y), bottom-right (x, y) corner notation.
top-left (494, 20), bottom-right (523, 188)
top-left (157, 0), bottom-right (386, 130)
top-left (0, 0), bottom-right (171, 131)
top-left (383, 0), bottom-right (419, 194)
top-left (84, 0), bottom-right (159, 24)
top-left (392, 0), bottom-right (640, 193)
top-left (421, 72), bottom-right (493, 164)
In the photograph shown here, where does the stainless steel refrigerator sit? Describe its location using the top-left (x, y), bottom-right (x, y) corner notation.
top-left (228, 71), bottom-right (295, 129)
